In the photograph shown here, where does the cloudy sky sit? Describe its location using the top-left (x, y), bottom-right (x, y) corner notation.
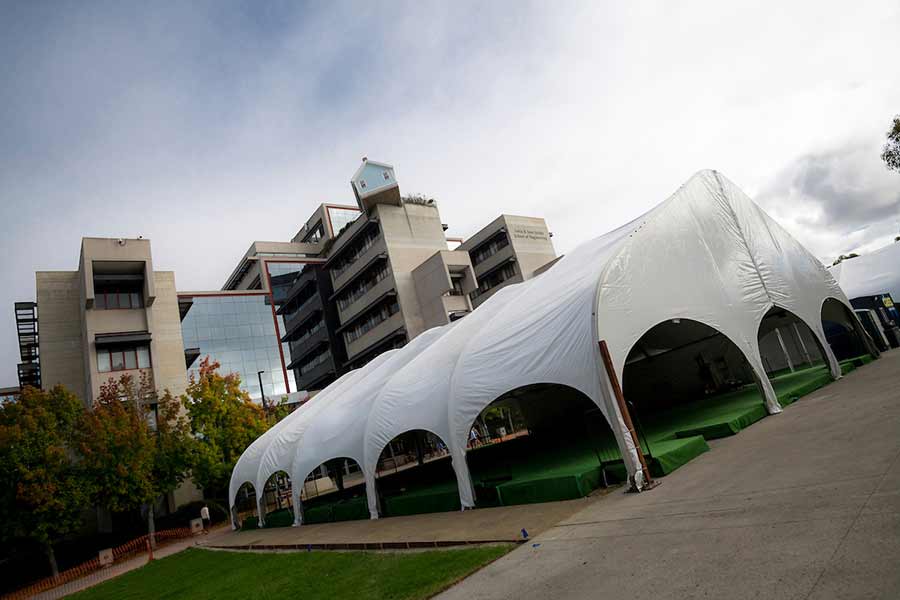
top-left (1, 1), bottom-right (899, 385)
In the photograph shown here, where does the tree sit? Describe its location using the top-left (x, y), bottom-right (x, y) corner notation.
top-left (148, 388), bottom-right (194, 541)
top-left (882, 115), bottom-right (900, 172)
top-left (76, 374), bottom-right (156, 538)
top-left (182, 358), bottom-right (268, 499)
top-left (0, 386), bottom-right (90, 577)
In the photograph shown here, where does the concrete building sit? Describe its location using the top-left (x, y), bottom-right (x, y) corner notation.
top-left (33, 237), bottom-right (189, 407)
top-left (15, 161), bottom-right (555, 407)
top-left (21, 237), bottom-right (200, 511)
top-left (459, 215), bottom-right (557, 308)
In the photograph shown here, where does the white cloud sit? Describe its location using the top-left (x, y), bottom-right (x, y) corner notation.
top-left (1, 1), bottom-right (900, 383)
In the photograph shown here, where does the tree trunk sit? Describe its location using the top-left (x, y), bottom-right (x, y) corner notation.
top-left (45, 543), bottom-right (59, 578)
top-left (147, 503), bottom-right (157, 549)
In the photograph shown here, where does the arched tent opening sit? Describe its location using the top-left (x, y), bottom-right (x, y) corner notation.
top-left (621, 319), bottom-right (768, 466)
top-left (464, 383), bottom-right (622, 508)
top-left (297, 457), bottom-right (368, 524)
top-left (821, 298), bottom-right (878, 368)
top-left (232, 482), bottom-right (258, 529)
top-left (756, 306), bottom-right (834, 407)
top-left (252, 470), bottom-right (294, 528)
top-left (371, 430), bottom-right (457, 518)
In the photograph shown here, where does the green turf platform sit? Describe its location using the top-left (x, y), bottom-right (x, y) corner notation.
top-left (839, 354), bottom-right (874, 376)
top-left (383, 481), bottom-right (461, 517)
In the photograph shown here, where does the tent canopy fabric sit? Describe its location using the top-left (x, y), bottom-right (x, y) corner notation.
top-left (830, 241), bottom-right (900, 302)
top-left (228, 170), bottom-right (856, 527)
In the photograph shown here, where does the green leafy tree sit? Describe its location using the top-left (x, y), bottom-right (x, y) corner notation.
top-left (882, 115), bottom-right (900, 172)
top-left (76, 374), bottom-right (156, 538)
top-left (149, 387), bottom-right (194, 520)
top-left (182, 358), bottom-right (268, 499)
top-left (0, 386), bottom-right (90, 577)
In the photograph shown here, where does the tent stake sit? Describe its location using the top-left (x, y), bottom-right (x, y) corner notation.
top-left (598, 340), bottom-right (655, 489)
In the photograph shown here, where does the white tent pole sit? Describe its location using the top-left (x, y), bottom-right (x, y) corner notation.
top-left (774, 327), bottom-right (795, 373)
top-left (792, 322), bottom-right (813, 365)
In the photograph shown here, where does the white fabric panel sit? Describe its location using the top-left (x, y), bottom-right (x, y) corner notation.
top-left (289, 326), bottom-right (451, 523)
top-left (253, 352), bottom-right (394, 524)
top-left (831, 241), bottom-right (900, 302)
top-left (232, 169), bottom-right (854, 514)
top-left (362, 284), bottom-right (528, 515)
top-left (447, 215), bottom-right (646, 505)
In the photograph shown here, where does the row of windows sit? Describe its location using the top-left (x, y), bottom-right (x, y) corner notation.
top-left (471, 263), bottom-right (518, 300)
top-left (344, 301), bottom-right (400, 345)
top-left (331, 226), bottom-right (381, 280)
top-left (291, 319), bottom-right (325, 349)
top-left (336, 263), bottom-right (390, 311)
top-left (299, 349), bottom-right (331, 375)
top-left (470, 232), bottom-right (510, 266)
top-left (284, 291), bottom-right (319, 325)
top-left (97, 345), bottom-right (152, 373)
top-left (301, 221), bottom-right (325, 243)
top-left (95, 290), bottom-right (143, 310)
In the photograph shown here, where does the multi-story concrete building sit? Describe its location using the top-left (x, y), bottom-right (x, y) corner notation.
top-left (458, 215), bottom-right (557, 308)
top-left (15, 160), bottom-right (555, 407)
top-left (20, 237), bottom-right (200, 511)
top-left (32, 238), bottom-right (188, 407)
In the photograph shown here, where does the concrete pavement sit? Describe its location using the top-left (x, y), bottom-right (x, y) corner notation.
top-left (437, 351), bottom-right (900, 600)
top-left (209, 494), bottom-right (605, 549)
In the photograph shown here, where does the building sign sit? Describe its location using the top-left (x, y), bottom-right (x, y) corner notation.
top-left (511, 226), bottom-right (549, 242)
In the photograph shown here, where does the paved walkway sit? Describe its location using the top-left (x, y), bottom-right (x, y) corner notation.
top-left (209, 495), bottom-right (603, 549)
top-left (437, 350), bottom-right (900, 600)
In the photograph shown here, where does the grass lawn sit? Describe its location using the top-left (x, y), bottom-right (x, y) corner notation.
top-left (69, 545), bottom-right (513, 600)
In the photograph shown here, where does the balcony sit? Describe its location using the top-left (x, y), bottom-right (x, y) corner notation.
top-left (337, 273), bottom-right (396, 326)
top-left (471, 243), bottom-right (515, 278)
top-left (330, 235), bottom-right (387, 294)
top-left (345, 311), bottom-right (404, 360)
top-left (279, 268), bottom-right (318, 314)
top-left (294, 354), bottom-right (337, 392)
top-left (286, 325), bottom-right (330, 369)
top-left (281, 295), bottom-right (324, 341)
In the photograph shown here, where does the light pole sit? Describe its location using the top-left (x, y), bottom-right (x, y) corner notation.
top-left (257, 370), bottom-right (269, 416)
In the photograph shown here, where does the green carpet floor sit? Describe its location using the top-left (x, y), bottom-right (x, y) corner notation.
top-left (243, 357), bottom-right (874, 529)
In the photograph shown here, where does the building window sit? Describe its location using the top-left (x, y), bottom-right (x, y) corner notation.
top-left (344, 301), bottom-right (400, 345)
top-left (302, 222), bottom-right (325, 243)
top-left (471, 262), bottom-right (518, 300)
top-left (94, 283), bottom-right (144, 310)
top-left (299, 349), bottom-right (331, 375)
top-left (447, 274), bottom-right (465, 296)
top-left (331, 226), bottom-right (381, 279)
top-left (97, 345), bottom-right (151, 372)
top-left (470, 232), bottom-right (510, 266)
top-left (336, 262), bottom-right (390, 311)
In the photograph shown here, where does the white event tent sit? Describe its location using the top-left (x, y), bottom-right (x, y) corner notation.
top-left (831, 240), bottom-right (900, 302)
top-left (229, 169), bottom-right (864, 527)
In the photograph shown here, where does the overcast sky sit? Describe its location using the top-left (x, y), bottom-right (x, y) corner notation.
top-left (1, 1), bottom-right (899, 385)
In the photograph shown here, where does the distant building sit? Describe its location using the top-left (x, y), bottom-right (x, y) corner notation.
top-left (458, 215), bottom-right (557, 308)
top-left (14, 160), bottom-right (557, 407)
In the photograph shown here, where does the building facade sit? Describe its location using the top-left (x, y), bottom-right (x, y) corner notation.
top-left (459, 215), bottom-right (557, 308)
top-left (33, 238), bottom-right (188, 407)
top-left (15, 161), bottom-right (557, 406)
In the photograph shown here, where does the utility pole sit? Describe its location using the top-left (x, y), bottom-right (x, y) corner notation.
top-left (257, 370), bottom-right (269, 417)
